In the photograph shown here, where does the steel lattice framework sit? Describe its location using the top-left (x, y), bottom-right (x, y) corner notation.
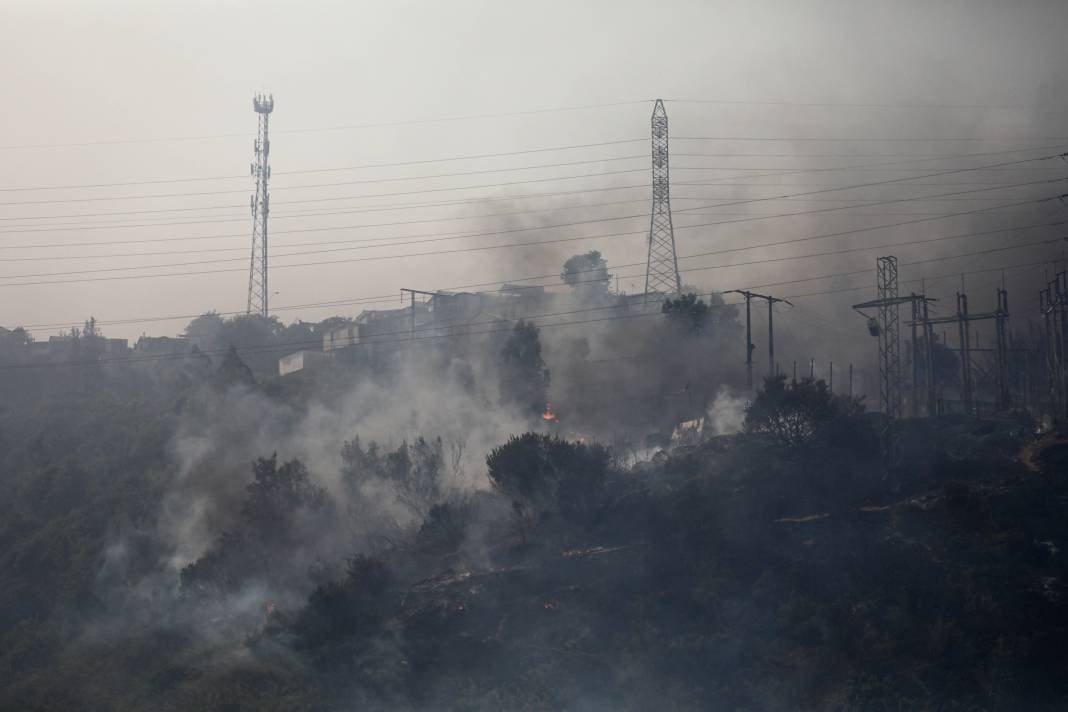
top-left (247, 94), bottom-right (273, 317)
top-left (877, 256), bottom-right (902, 422)
top-left (644, 99), bottom-right (681, 298)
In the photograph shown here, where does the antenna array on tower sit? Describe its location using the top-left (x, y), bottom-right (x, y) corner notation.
top-left (247, 93), bottom-right (274, 317)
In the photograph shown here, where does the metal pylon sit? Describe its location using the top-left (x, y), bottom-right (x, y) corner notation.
top-left (644, 99), bottom-right (681, 299)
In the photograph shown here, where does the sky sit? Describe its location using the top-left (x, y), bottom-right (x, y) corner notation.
top-left (1, 0), bottom-right (1067, 362)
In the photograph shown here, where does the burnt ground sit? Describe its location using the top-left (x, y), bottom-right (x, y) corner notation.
top-left (4, 415), bottom-right (1068, 711)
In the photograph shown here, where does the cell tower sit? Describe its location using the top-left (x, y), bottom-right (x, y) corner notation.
top-left (644, 99), bottom-right (682, 299)
top-left (247, 93), bottom-right (274, 317)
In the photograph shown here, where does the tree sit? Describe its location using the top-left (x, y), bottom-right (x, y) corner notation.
top-left (214, 346), bottom-right (255, 389)
top-left (0, 327), bottom-right (31, 365)
top-left (291, 554), bottom-right (393, 654)
top-left (662, 293), bottom-right (709, 336)
top-left (181, 455), bottom-right (328, 592)
top-left (340, 436), bottom-right (447, 521)
top-left (184, 311), bottom-right (225, 348)
top-left (744, 374), bottom-right (873, 452)
top-left (662, 292), bottom-right (741, 338)
top-left (485, 433), bottom-right (609, 524)
top-left (498, 320), bottom-right (550, 417)
top-left (561, 250), bottom-right (611, 299)
top-left (416, 498), bottom-right (474, 552)
top-left (241, 455), bottom-right (327, 543)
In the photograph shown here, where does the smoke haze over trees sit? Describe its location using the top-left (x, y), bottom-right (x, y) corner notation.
top-left (2, 1), bottom-right (1068, 709)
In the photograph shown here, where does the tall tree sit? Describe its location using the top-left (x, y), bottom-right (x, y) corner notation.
top-left (214, 346), bottom-right (256, 389)
top-left (498, 320), bottom-right (550, 417)
top-left (561, 250), bottom-right (611, 300)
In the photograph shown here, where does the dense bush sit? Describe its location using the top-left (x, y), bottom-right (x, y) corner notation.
top-left (498, 321), bottom-right (550, 418)
top-left (485, 432), bottom-right (609, 524)
top-left (340, 435), bottom-right (447, 520)
top-left (180, 455), bottom-right (328, 592)
top-left (745, 374), bottom-right (876, 454)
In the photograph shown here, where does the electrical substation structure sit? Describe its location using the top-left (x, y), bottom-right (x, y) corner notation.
top-left (853, 256), bottom-right (932, 462)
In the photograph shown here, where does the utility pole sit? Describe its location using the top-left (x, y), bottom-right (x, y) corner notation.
top-left (247, 93), bottom-right (274, 317)
top-left (400, 288), bottom-right (438, 343)
top-left (957, 292), bottom-right (973, 416)
top-left (994, 288), bottom-right (1010, 411)
top-left (922, 297), bottom-right (936, 417)
top-left (1055, 273), bottom-right (1063, 420)
top-left (910, 294), bottom-right (920, 417)
top-left (743, 293), bottom-right (754, 389)
top-left (1041, 285), bottom-right (1059, 417)
top-left (767, 296), bottom-right (778, 378)
top-left (644, 99), bottom-right (682, 301)
top-left (726, 290), bottom-right (792, 390)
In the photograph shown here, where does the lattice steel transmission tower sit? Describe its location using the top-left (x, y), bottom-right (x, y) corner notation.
top-left (644, 99), bottom-right (681, 299)
top-left (875, 256), bottom-right (903, 422)
top-left (247, 93), bottom-right (274, 317)
top-left (853, 256), bottom-right (909, 462)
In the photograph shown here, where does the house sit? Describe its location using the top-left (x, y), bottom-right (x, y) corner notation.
top-left (278, 349), bottom-right (332, 376)
top-left (134, 335), bottom-right (189, 355)
top-left (100, 338), bottom-right (129, 356)
top-left (323, 322), bottom-right (359, 352)
top-left (323, 305), bottom-right (431, 353)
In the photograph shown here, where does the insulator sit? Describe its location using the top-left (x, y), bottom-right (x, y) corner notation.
top-left (867, 318), bottom-right (880, 337)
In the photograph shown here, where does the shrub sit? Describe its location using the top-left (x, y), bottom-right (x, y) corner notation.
top-left (745, 374), bottom-right (875, 454)
top-left (485, 433), bottom-right (609, 524)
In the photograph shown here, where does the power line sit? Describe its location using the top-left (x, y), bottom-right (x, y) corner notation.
top-left (1, 141), bottom-right (1060, 210)
top-left (0, 196), bottom-right (653, 236)
top-left (13, 218), bottom-right (1064, 337)
top-left (0, 100), bottom-right (651, 151)
top-left (0, 155), bottom-right (1057, 256)
top-left (0, 205), bottom-right (1046, 262)
top-left (665, 98), bottom-right (1068, 111)
top-left (0, 198), bottom-right (1057, 307)
top-left (0, 175), bottom-right (1048, 235)
top-left (0, 180), bottom-right (1057, 286)
top-left (0, 177), bottom-right (1053, 279)
top-left (8, 239), bottom-right (1064, 371)
top-left (0, 165), bottom-right (651, 207)
top-left (0, 139), bottom-right (649, 192)
top-left (5, 92), bottom-right (1067, 153)
top-left (675, 135), bottom-right (1068, 142)
top-left (0, 186), bottom-right (1040, 232)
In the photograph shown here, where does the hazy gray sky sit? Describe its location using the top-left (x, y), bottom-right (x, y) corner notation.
top-left (1, 0), bottom-right (1066, 348)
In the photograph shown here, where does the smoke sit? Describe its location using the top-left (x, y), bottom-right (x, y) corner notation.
top-left (707, 386), bottom-right (748, 436)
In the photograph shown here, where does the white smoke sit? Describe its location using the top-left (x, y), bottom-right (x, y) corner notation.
top-left (707, 386), bottom-right (749, 436)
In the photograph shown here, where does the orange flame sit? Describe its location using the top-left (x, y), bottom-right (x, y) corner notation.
top-left (541, 402), bottom-right (558, 422)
